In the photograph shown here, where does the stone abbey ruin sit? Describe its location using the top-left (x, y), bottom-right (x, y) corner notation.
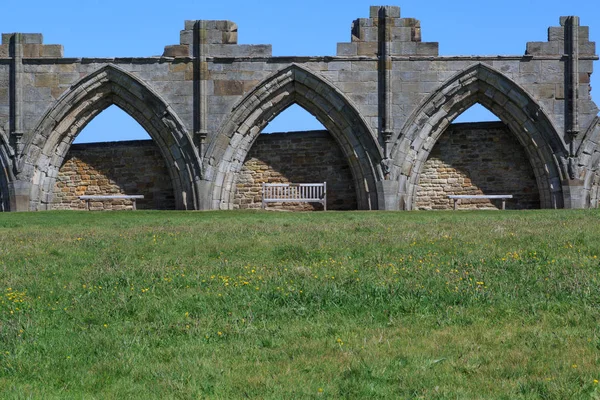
top-left (0, 5), bottom-right (598, 211)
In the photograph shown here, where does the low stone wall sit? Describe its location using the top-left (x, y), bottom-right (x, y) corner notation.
top-left (416, 122), bottom-right (540, 210)
top-left (52, 140), bottom-right (175, 210)
top-left (49, 123), bottom-right (539, 212)
top-left (234, 130), bottom-right (357, 210)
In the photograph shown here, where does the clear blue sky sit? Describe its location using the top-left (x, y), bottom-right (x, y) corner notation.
top-left (2, 0), bottom-right (598, 142)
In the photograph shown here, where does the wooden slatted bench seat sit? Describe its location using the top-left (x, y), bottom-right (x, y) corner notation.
top-left (262, 182), bottom-right (327, 210)
top-left (448, 194), bottom-right (513, 210)
top-left (79, 195), bottom-right (144, 210)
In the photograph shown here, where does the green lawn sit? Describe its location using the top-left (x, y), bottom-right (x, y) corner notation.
top-left (1, 210), bottom-right (600, 399)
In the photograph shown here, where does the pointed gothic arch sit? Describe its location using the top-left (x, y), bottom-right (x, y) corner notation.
top-left (204, 64), bottom-right (384, 210)
top-left (390, 63), bottom-right (568, 209)
top-left (578, 117), bottom-right (600, 207)
top-left (0, 130), bottom-right (13, 211)
top-left (20, 64), bottom-right (202, 210)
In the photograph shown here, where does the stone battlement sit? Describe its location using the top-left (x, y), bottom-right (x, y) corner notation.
top-left (526, 16), bottom-right (596, 56)
top-left (0, 33), bottom-right (63, 58)
top-left (337, 5), bottom-right (438, 57)
top-left (162, 19), bottom-right (272, 58)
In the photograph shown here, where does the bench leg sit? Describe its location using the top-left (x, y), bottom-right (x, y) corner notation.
top-left (132, 199), bottom-right (137, 211)
top-left (86, 200), bottom-right (90, 211)
top-left (453, 199), bottom-right (458, 210)
top-left (501, 199), bottom-right (506, 210)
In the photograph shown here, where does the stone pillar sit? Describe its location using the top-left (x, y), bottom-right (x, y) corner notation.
top-left (562, 178), bottom-right (586, 208)
top-left (564, 16), bottom-right (580, 181)
top-left (378, 6), bottom-right (394, 159)
top-left (196, 179), bottom-right (214, 210)
top-left (8, 180), bottom-right (30, 212)
top-left (193, 21), bottom-right (209, 158)
top-left (376, 180), bottom-right (400, 210)
top-left (9, 33), bottom-right (24, 154)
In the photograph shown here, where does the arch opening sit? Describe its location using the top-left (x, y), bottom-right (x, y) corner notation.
top-left (52, 105), bottom-right (176, 210)
top-left (234, 103), bottom-right (358, 210)
top-left (206, 64), bottom-right (383, 210)
top-left (0, 135), bottom-right (12, 212)
top-left (392, 64), bottom-right (566, 210)
top-left (415, 102), bottom-right (541, 210)
top-left (580, 117), bottom-right (600, 208)
top-left (21, 65), bottom-right (201, 211)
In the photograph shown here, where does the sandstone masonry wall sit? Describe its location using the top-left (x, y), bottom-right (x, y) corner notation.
top-left (0, 6), bottom-right (598, 211)
top-left (234, 131), bottom-right (357, 210)
top-left (416, 122), bottom-right (540, 210)
top-left (52, 140), bottom-right (175, 210)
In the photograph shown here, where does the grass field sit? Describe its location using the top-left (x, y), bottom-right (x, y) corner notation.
top-left (1, 210), bottom-right (600, 399)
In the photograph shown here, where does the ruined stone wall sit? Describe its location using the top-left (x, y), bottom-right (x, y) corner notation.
top-left (0, 6), bottom-right (598, 211)
top-left (51, 140), bottom-right (175, 210)
top-left (416, 122), bottom-right (540, 210)
top-left (234, 131), bottom-right (357, 210)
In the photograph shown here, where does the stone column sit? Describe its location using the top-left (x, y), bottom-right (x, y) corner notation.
top-left (563, 16), bottom-right (586, 208)
top-left (375, 6), bottom-right (401, 210)
top-left (193, 21), bottom-right (208, 158)
top-left (7, 34), bottom-right (30, 211)
top-left (9, 33), bottom-right (23, 154)
top-left (378, 6), bottom-right (393, 160)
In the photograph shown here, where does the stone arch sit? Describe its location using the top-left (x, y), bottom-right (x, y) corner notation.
top-left (390, 63), bottom-right (567, 209)
top-left (205, 64), bottom-right (383, 210)
top-left (0, 130), bottom-right (13, 211)
top-left (578, 117), bottom-right (600, 207)
top-left (20, 64), bottom-right (201, 210)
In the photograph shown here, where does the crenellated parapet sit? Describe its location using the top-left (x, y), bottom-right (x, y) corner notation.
top-left (526, 17), bottom-right (596, 57)
top-left (336, 6), bottom-right (438, 57)
top-left (162, 20), bottom-right (272, 58)
top-left (0, 33), bottom-right (63, 58)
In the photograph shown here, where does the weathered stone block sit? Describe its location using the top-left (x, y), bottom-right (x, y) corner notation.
top-left (357, 18), bottom-right (373, 28)
top-left (213, 79), bottom-right (258, 95)
top-left (0, 45), bottom-right (8, 58)
top-left (162, 45), bottom-right (191, 57)
top-left (34, 73), bottom-right (58, 88)
top-left (1, 34), bottom-right (12, 44)
top-left (207, 44), bottom-right (272, 57)
top-left (548, 27), bottom-right (564, 41)
top-left (184, 20), bottom-right (196, 30)
top-left (41, 45), bottom-right (63, 58)
top-left (369, 6), bottom-right (380, 18)
top-left (370, 5), bottom-right (400, 18)
top-left (392, 27), bottom-right (413, 42)
top-left (579, 42), bottom-right (596, 55)
top-left (23, 44), bottom-right (42, 58)
top-left (555, 84), bottom-right (565, 99)
top-left (1, 33), bottom-right (43, 45)
top-left (526, 41), bottom-right (561, 55)
top-left (391, 41), bottom-right (416, 55)
top-left (22, 33), bottom-right (43, 44)
top-left (336, 42), bottom-right (357, 56)
top-left (222, 31), bottom-right (238, 44)
top-left (327, 61), bottom-right (351, 71)
top-left (395, 18), bottom-right (420, 28)
top-left (180, 30), bottom-right (193, 45)
top-left (357, 42), bottom-right (378, 56)
top-left (361, 26), bottom-right (378, 42)
top-left (412, 27), bottom-right (422, 42)
top-left (416, 42), bottom-right (439, 56)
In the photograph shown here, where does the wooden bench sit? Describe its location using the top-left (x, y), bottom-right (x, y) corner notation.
top-left (79, 195), bottom-right (144, 210)
top-left (262, 182), bottom-right (327, 210)
top-left (448, 194), bottom-right (513, 210)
